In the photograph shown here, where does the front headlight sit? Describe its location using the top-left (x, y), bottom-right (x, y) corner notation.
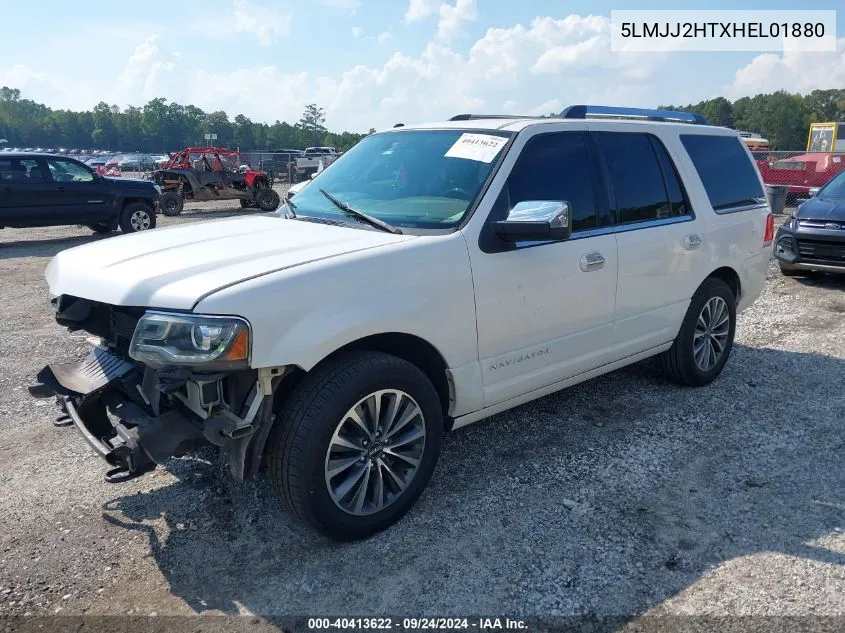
top-left (129, 312), bottom-right (250, 369)
top-left (153, 184), bottom-right (162, 195)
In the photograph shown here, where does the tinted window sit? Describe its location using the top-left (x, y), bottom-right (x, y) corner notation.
top-left (0, 158), bottom-right (41, 183)
top-left (506, 132), bottom-right (597, 232)
top-left (595, 132), bottom-right (672, 224)
top-left (681, 134), bottom-right (765, 211)
top-left (650, 137), bottom-right (689, 216)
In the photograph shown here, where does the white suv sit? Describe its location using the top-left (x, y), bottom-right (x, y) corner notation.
top-left (32, 106), bottom-right (773, 540)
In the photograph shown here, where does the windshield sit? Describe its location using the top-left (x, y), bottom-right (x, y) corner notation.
top-left (819, 170), bottom-right (845, 200)
top-left (282, 129), bottom-right (512, 230)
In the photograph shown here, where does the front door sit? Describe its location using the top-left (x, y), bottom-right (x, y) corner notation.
top-left (466, 130), bottom-right (619, 407)
top-left (43, 157), bottom-right (114, 224)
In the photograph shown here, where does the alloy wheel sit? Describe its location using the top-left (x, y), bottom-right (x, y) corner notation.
top-left (693, 296), bottom-right (730, 372)
top-left (324, 389), bottom-right (426, 516)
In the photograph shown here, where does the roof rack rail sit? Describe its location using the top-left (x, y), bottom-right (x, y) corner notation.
top-left (449, 114), bottom-right (545, 121)
top-left (558, 105), bottom-right (708, 125)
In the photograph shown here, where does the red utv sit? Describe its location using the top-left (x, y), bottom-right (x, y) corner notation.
top-left (150, 147), bottom-right (280, 216)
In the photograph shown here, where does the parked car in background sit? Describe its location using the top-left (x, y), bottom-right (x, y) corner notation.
top-left (294, 146), bottom-right (340, 180)
top-left (31, 106), bottom-right (772, 540)
top-left (756, 152), bottom-right (845, 203)
top-left (85, 156), bottom-right (113, 172)
top-left (0, 153), bottom-right (159, 234)
top-left (117, 153), bottom-right (158, 172)
top-left (774, 169), bottom-right (845, 276)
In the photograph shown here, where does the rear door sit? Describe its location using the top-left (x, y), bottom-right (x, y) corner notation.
top-left (44, 157), bottom-right (115, 223)
top-left (587, 127), bottom-right (709, 356)
top-left (0, 157), bottom-right (56, 226)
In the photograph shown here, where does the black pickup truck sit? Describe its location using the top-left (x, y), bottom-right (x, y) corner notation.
top-left (0, 153), bottom-right (159, 234)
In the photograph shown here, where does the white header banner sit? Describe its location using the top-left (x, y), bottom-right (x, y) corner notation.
top-left (611, 10), bottom-right (837, 52)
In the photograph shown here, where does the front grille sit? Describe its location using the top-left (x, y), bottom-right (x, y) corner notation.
top-left (797, 239), bottom-right (845, 263)
top-left (109, 308), bottom-right (140, 356)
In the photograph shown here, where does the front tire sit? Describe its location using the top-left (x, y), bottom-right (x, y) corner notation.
top-left (660, 277), bottom-right (736, 387)
top-left (119, 202), bottom-right (156, 233)
top-left (255, 187), bottom-right (280, 212)
top-left (267, 351), bottom-right (443, 541)
top-left (779, 264), bottom-right (800, 277)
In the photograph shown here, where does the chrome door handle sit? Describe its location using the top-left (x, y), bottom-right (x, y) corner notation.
top-left (580, 251), bottom-right (605, 272)
top-left (683, 234), bottom-right (702, 250)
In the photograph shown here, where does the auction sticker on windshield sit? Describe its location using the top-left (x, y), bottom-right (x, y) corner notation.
top-left (445, 133), bottom-right (508, 163)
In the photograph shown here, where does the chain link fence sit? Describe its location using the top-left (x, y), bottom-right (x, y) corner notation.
top-left (752, 151), bottom-right (845, 207)
top-left (241, 151), bottom-right (299, 185)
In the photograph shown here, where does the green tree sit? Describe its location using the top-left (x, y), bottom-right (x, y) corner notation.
top-left (297, 104), bottom-right (327, 146)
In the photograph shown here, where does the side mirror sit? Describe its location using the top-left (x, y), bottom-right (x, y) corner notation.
top-left (808, 187), bottom-right (820, 197)
top-left (493, 200), bottom-right (573, 243)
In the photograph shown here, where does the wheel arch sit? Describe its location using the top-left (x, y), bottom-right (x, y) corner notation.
top-left (242, 332), bottom-right (453, 481)
top-left (120, 196), bottom-right (155, 211)
top-left (705, 266), bottom-right (741, 302)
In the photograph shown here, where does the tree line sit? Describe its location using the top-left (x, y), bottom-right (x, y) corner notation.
top-left (2, 86), bottom-right (844, 153)
top-left (0, 88), bottom-right (369, 152)
top-left (659, 89), bottom-right (845, 150)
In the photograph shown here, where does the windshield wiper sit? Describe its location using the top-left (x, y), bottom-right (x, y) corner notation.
top-left (318, 188), bottom-right (402, 234)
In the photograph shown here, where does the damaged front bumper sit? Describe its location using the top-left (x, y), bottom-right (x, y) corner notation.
top-left (29, 345), bottom-right (280, 483)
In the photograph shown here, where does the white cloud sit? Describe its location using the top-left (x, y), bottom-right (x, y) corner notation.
top-left (724, 38), bottom-right (845, 98)
top-left (5, 13), bottom-right (677, 133)
top-left (437, 0), bottom-right (477, 41)
top-left (378, 31), bottom-right (392, 43)
top-left (351, 27), bottom-right (363, 38)
top-left (194, 0), bottom-right (292, 46)
top-left (318, 0), bottom-right (361, 8)
top-left (404, 0), bottom-right (439, 23)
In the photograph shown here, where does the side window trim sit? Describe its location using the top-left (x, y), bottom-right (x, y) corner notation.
top-left (37, 158), bottom-right (54, 182)
top-left (502, 211), bottom-right (697, 251)
top-left (648, 135), bottom-right (695, 220)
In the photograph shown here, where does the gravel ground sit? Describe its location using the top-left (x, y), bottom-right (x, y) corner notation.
top-left (1, 203), bottom-right (844, 627)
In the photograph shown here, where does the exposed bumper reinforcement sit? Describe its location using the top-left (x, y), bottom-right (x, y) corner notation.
top-left (32, 349), bottom-right (204, 482)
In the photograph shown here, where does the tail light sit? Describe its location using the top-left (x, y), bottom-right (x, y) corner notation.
top-left (763, 212), bottom-right (774, 245)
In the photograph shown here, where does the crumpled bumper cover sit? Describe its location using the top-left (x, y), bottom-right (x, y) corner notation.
top-left (29, 347), bottom-right (203, 481)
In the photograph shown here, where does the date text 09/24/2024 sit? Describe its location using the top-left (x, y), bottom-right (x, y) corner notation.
top-left (307, 618), bottom-right (528, 630)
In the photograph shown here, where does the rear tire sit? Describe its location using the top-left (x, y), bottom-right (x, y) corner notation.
top-left (239, 198), bottom-right (255, 209)
top-left (266, 351), bottom-right (443, 541)
top-left (255, 187), bottom-right (281, 212)
top-left (119, 202), bottom-right (156, 233)
top-left (159, 191), bottom-right (184, 216)
top-left (660, 278), bottom-right (736, 387)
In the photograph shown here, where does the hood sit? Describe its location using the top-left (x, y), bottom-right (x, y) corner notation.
top-left (103, 176), bottom-right (157, 190)
top-left (46, 215), bottom-right (415, 310)
top-left (796, 197), bottom-right (845, 221)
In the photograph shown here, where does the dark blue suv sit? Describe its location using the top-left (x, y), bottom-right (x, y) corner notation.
top-left (774, 169), bottom-right (845, 276)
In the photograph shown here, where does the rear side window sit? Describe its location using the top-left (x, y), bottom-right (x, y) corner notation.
top-left (680, 135), bottom-right (765, 212)
top-left (594, 132), bottom-right (684, 224)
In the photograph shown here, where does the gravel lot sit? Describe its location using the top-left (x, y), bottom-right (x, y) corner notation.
top-left (1, 201), bottom-right (844, 627)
